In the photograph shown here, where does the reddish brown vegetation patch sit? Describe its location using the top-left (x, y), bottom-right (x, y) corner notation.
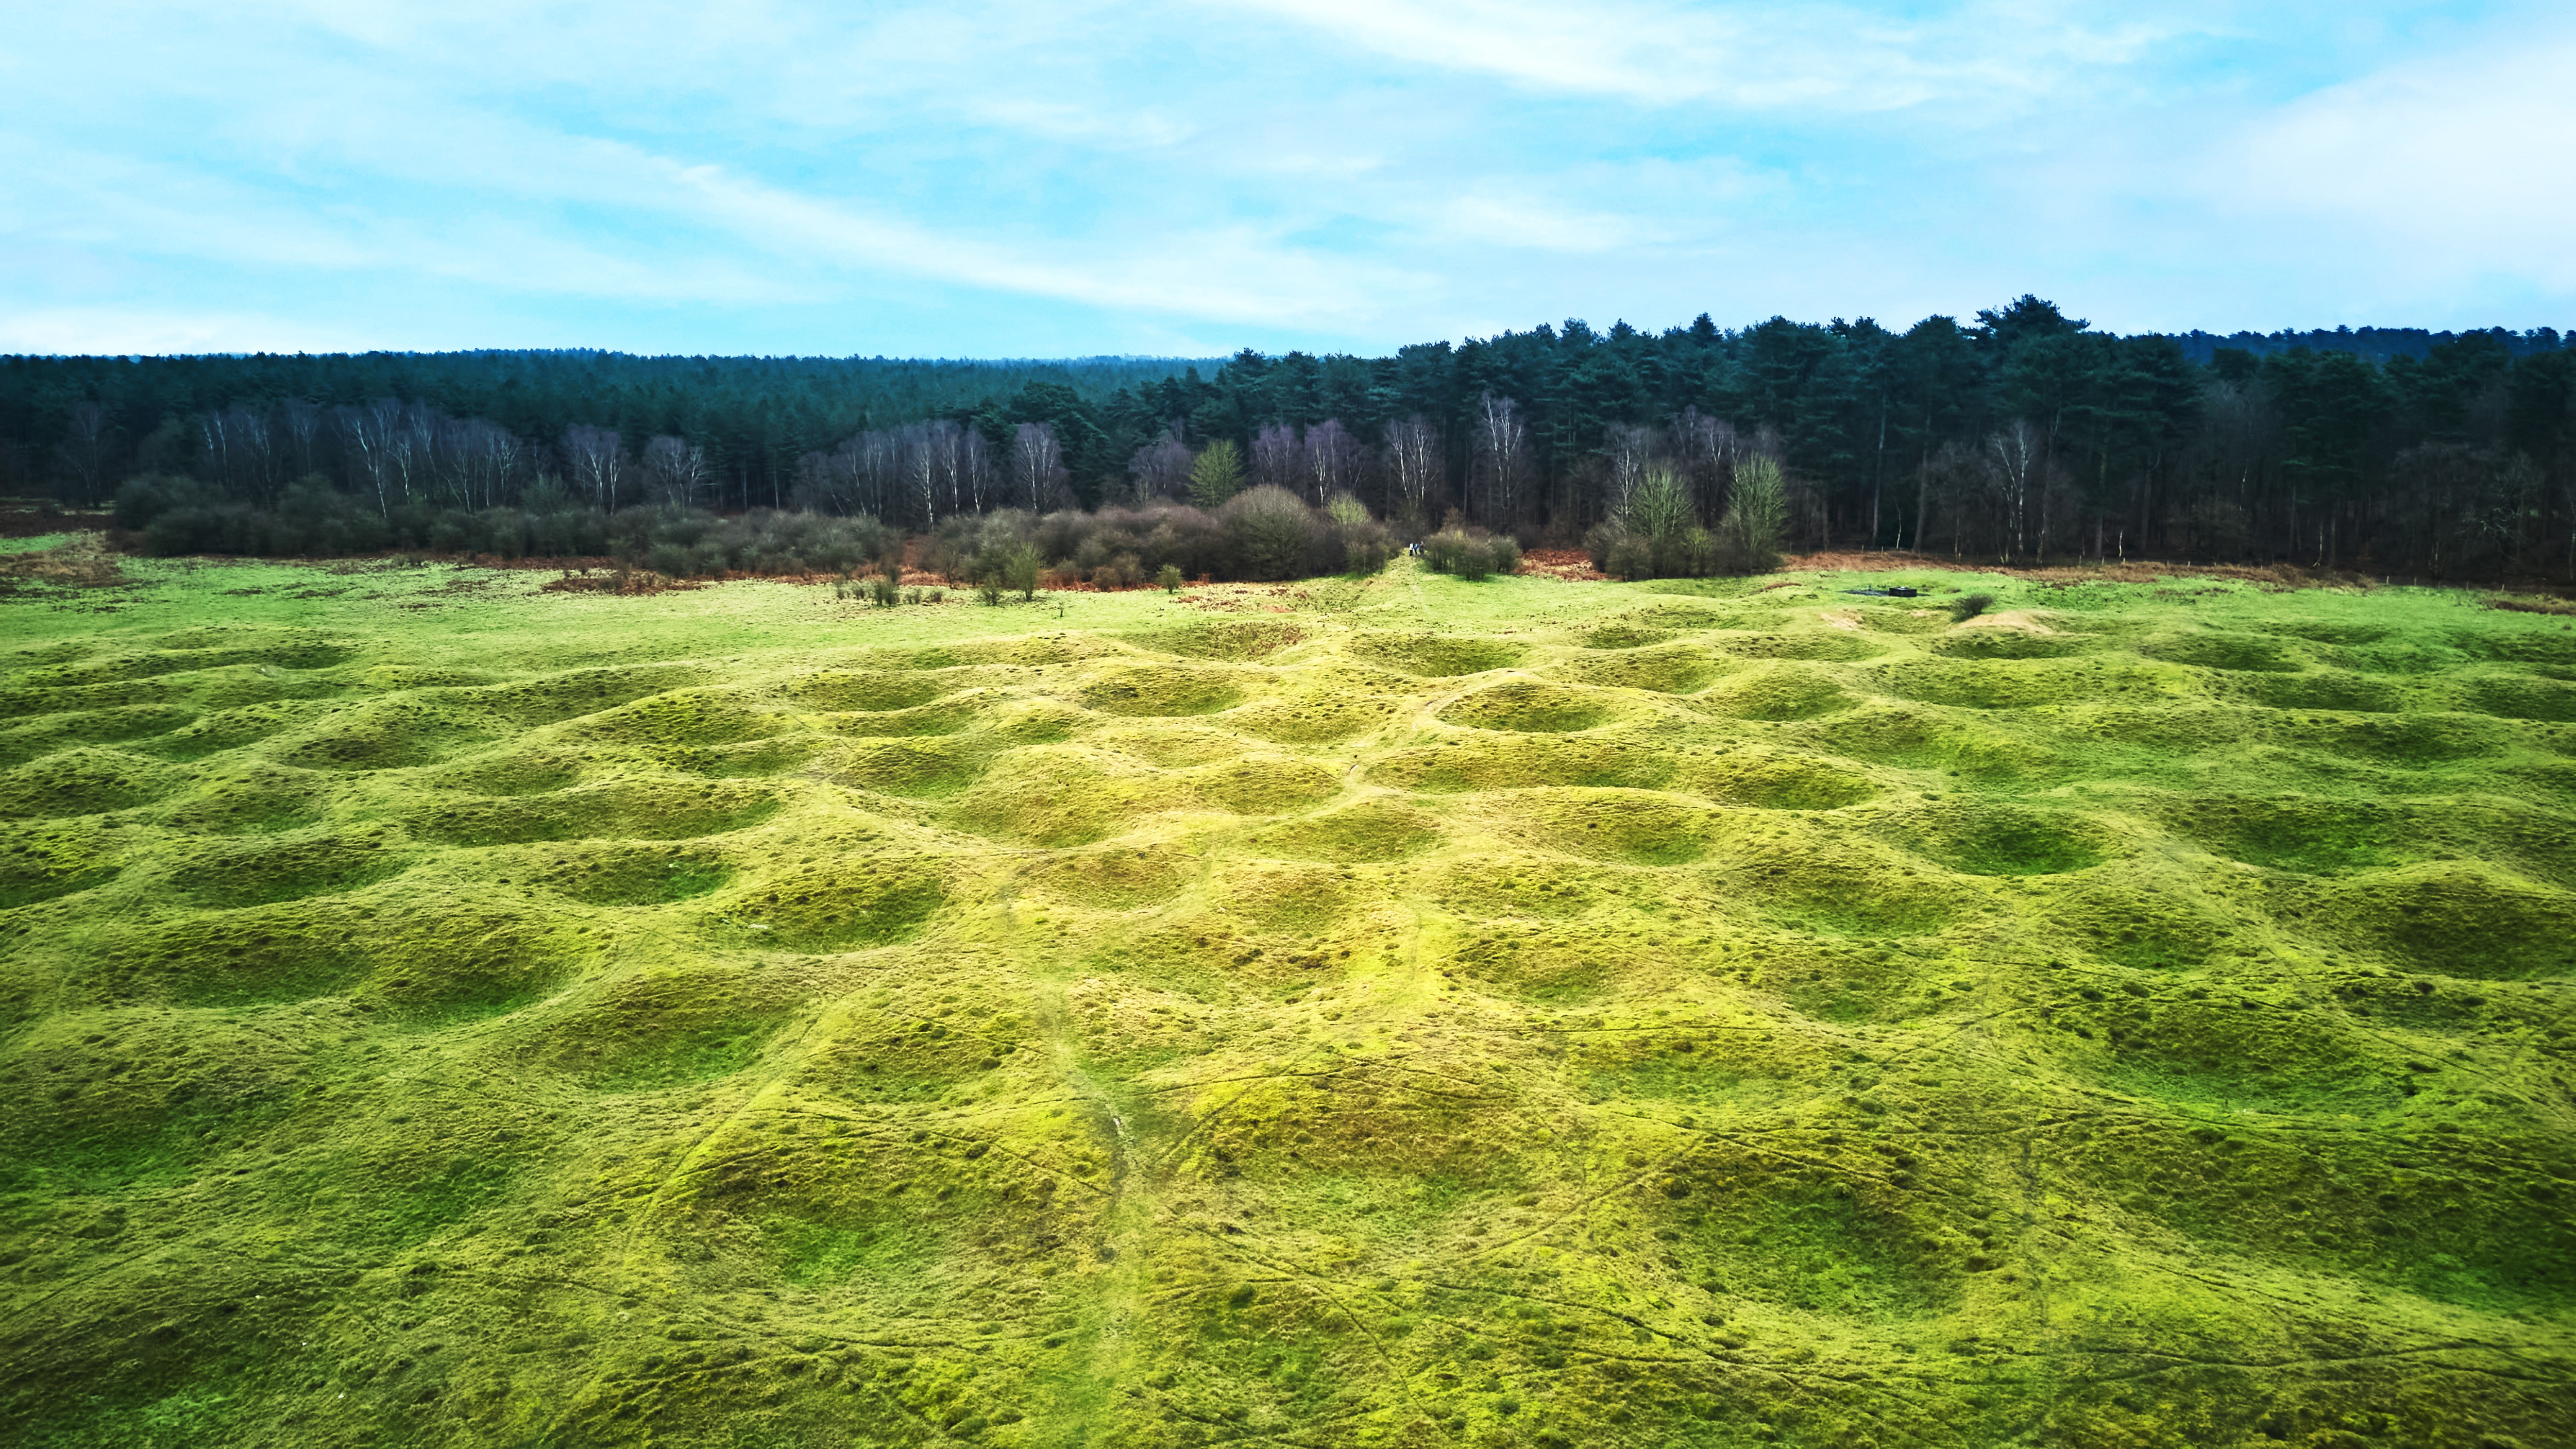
top-left (1518, 548), bottom-right (1605, 581)
top-left (1181, 583), bottom-right (1306, 613)
top-left (540, 569), bottom-right (708, 596)
top-left (1787, 549), bottom-right (2437, 591)
top-left (0, 534), bottom-right (127, 590)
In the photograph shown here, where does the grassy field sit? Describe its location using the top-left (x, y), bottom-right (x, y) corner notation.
top-left (2, 542), bottom-right (2572, 1448)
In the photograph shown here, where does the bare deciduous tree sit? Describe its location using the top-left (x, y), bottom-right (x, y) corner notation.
top-left (1127, 430), bottom-right (1194, 502)
top-left (894, 419), bottom-right (978, 525)
top-left (1603, 422), bottom-right (1660, 522)
top-left (805, 428), bottom-right (909, 517)
top-left (337, 403), bottom-right (393, 516)
top-left (1673, 406), bottom-right (1741, 523)
top-left (793, 448), bottom-right (843, 515)
top-left (1470, 394), bottom-right (1531, 527)
top-left (899, 421), bottom-right (940, 525)
top-left (56, 401), bottom-right (114, 506)
top-left (1383, 414), bottom-right (1442, 522)
top-left (560, 424), bottom-right (626, 511)
top-left (958, 424), bottom-right (995, 516)
top-left (447, 417), bottom-right (524, 510)
top-left (1250, 422), bottom-right (1303, 496)
top-left (1302, 419), bottom-right (1365, 505)
top-left (1011, 421), bottom-right (1067, 511)
top-left (387, 401), bottom-right (433, 508)
top-left (640, 435), bottom-right (710, 508)
top-left (1986, 419), bottom-right (2045, 561)
top-left (282, 399), bottom-right (323, 480)
top-left (857, 430), bottom-right (901, 518)
top-left (205, 404), bottom-right (284, 507)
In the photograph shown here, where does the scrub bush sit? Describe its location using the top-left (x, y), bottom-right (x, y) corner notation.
top-left (927, 496), bottom-right (1386, 587)
top-left (1422, 528), bottom-right (1520, 581)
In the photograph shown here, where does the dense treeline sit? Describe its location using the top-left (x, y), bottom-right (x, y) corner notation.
top-left (2170, 326), bottom-right (2567, 367)
top-left (108, 475), bottom-right (899, 578)
top-left (0, 352), bottom-right (1212, 512)
top-left (9, 297), bottom-right (2576, 581)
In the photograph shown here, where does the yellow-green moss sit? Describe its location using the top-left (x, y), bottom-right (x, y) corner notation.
top-left (0, 557), bottom-right (2568, 1449)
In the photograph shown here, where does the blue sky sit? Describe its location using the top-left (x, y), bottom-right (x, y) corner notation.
top-left (4, 2), bottom-right (2571, 356)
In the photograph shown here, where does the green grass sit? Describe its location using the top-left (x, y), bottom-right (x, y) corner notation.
top-left (1, 550), bottom-right (2572, 1448)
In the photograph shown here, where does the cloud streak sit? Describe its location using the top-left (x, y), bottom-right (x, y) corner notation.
top-left (2224, 26), bottom-right (2576, 285)
top-left (1, 1), bottom-right (2569, 354)
top-left (1215, 0), bottom-right (2191, 111)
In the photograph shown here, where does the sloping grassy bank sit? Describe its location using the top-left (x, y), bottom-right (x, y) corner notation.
top-left (2, 550), bottom-right (2570, 1448)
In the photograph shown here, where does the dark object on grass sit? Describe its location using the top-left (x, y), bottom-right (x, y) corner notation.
top-left (1843, 587), bottom-right (1920, 598)
top-left (1949, 592), bottom-right (1996, 622)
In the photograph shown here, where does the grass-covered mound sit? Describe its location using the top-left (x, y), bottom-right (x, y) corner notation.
top-left (1, 547), bottom-right (2571, 1448)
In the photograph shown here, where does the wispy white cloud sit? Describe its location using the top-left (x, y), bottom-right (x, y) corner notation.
top-left (0, 138), bottom-right (813, 305)
top-left (968, 101), bottom-right (1197, 150)
top-left (1434, 192), bottom-right (1669, 254)
top-left (1213, 0), bottom-right (2191, 111)
top-left (2218, 25), bottom-right (2576, 288)
top-left (658, 160), bottom-right (1432, 325)
top-left (3, 1), bottom-right (2570, 353)
top-left (0, 306), bottom-right (379, 354)
top-left (1, 20), bottom-right (1425, 331)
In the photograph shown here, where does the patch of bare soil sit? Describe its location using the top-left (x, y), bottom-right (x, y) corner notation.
top-left (539, 567), bottom-right (710, 596)
top-left (1787, 549), bottom-right (2439, 591)
top-left (0, 533), bottom-right (127, 591)
top-left (0, 500), bottom-right (110, 539)
top-left (2485, 595), bottom-right (2576, 616)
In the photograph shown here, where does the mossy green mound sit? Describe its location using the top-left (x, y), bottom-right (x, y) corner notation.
top-left (163, 827), bottom-right (413, 907)
top-left (535, 841), bottom-right (737, 906)
top-left (1700, 661), bottom-right (1855, 719)
top-left (0, 747), bottom-right (185, 819)
top-left (1579, 620), bottom-right (1670, 649)
top-left (1, 558), bottom-right (2570, 1449)
top-left (1437, 680), bottom-right (1612, 733)
top-left (1249, 798), bottom-right (1443, 862)
top-left (1078, 664), bottom-right (1246, 717)
top-left (1555, 640), bottom-right (1727, 693)
top-left (1347, 629), bottom-right (1526, 677)
top-left (783, 667), bottom-right (962, 712)
top-left (406, 778), bottom-right (782, 845)
top-left (1124, 618), bottom-right (1307, 661)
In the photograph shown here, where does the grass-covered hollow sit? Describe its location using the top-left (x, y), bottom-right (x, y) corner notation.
top-left (1, 551), bottom-right (2571, 1449)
